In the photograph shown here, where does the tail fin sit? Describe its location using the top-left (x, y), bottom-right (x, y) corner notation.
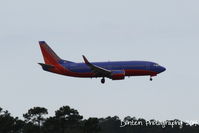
top-left (39, 41), bottom-right (61, 65)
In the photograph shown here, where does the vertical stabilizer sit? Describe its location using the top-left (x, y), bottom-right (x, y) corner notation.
top-left (39, 41), bottom-right (61, 65)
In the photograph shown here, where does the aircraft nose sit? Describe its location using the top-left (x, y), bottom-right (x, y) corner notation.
top-left (160, 66), bottom-right (166, 73)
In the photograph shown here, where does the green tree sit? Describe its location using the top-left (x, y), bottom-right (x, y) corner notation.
top-left (23, 107), bottom-right (48, 126)
top-left (0, 107), bottom-right (15, 133)
top-left (23, 107), bottom-right (48, 133)
top-left (99, 116), bottom-right (122, 133)
top-left (55, 106), bottom-right (83, 133)
top-left (83, 118), bottom-right (101, 133)
top-left (13, 117), bottom-right (25, 133)
top-left (43, 116), bottom-right (58, 133)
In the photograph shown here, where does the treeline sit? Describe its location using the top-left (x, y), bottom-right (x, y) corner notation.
top-left (0, 106), bottom-right (199, 133)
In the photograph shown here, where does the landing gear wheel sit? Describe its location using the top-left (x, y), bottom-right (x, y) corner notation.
top-left (101, 78), bottom-right (105, 84)
top-left (150, 77), bottom-right (153, 81)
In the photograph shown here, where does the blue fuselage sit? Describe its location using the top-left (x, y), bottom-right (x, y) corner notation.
top-left (59, 60), bottom-right (166, 77)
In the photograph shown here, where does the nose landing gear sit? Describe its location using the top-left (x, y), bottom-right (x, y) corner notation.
top-left (150, 77), bottom-right (153, 81)
top-left (101, 78), bottom-right (105, 84)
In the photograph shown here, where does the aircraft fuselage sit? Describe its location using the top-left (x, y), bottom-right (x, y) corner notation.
top-left (58, 60), bottom-right (165, 78)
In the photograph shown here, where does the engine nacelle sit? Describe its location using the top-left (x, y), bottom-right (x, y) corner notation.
top-left (111, 70), bottom-right (125, 80)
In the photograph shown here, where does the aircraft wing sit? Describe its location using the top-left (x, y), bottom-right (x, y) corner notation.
top-left (82, 55), bottom-right (111, 77)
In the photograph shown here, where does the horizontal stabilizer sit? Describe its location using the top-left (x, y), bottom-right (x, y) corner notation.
top-left (38, 63), bottom-right (55, 71)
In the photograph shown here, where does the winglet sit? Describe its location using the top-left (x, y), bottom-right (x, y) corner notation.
top-left (82, 55), bottom-right (89, 64)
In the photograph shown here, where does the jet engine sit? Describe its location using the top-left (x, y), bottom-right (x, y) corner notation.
top-left (111, 70), bottom-right (125, 80)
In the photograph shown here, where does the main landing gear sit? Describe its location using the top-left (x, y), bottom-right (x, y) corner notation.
top-left (101, 77), bottom-right (105, 84)
top-left (150, 76), bottom-right (153, 81)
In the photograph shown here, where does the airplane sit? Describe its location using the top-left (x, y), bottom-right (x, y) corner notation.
top-left (38, 41), bottom-right (166, 84)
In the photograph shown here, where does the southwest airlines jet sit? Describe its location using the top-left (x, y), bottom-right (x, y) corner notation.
top-left (38, 41), bottom-right (166, 84)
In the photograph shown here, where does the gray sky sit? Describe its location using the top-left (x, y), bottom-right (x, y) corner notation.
top-left (0, 0), bottom-right (199, 121)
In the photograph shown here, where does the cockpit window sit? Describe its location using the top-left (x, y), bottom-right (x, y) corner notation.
top-left (153, 63), bottom-right (159, 67)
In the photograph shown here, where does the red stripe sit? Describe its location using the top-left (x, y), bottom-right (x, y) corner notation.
top-left (125, 69), bottom-right (157, 76)
top-left (49, 68), bottom-right (157, 78)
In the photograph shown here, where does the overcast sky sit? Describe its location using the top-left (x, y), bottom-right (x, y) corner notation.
top-left (0, 0), bottom-right (199, 121)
